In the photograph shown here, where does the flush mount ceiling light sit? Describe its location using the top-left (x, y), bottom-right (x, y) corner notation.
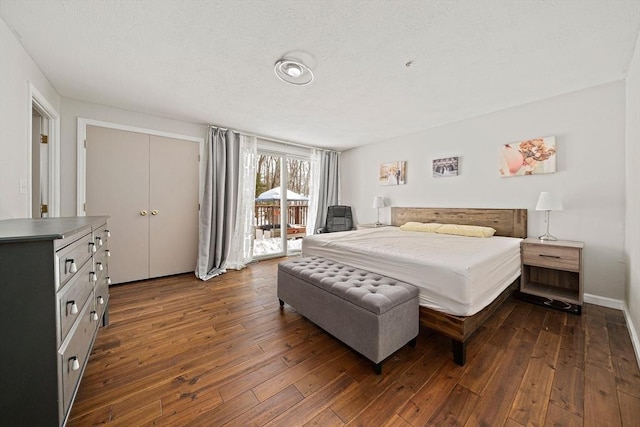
top-left (274, 58), bottom-right (314, 86)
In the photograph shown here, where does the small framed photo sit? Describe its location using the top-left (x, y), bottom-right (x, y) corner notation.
top-left (379, 161), bottom-right (406, 185)
top-left (433, 157), bottom-right (459, 177)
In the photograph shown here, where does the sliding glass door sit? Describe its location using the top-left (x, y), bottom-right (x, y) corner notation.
top-left (253, 150), bottom-right (311, 259)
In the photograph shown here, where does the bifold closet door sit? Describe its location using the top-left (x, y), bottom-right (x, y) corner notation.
top-left (148, 135), bottom-right (199, 278)
top-left (85, 126), bottom-right (199, 284)
top-left (86, 126), bottom-right (150, 284)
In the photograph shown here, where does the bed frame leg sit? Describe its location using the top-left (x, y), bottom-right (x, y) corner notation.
top-left (409, 337), bottom-right (417, 348)
top-left (278, 299), bottom-right (284, 307)
top-left (452, 340), bottom-right (466, 366)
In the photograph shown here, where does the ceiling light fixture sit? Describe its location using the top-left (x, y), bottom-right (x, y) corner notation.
top-left (274, 58), bottom-right (314, 85)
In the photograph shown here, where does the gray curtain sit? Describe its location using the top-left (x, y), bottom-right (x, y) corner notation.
top-left (196, 127), bottom-right (240, 280)
top-left (313, 150), bottom-right (340, 232)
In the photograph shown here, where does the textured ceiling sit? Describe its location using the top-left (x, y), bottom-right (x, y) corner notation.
top-left (2, 0), bottom-right (639, 150)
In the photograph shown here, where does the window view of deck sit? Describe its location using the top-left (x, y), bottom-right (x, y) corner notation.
top-left (253, 154), bottom-right (311, 258)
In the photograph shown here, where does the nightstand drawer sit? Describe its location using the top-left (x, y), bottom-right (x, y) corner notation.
top-left (522, 244), bottom-right (580, 272)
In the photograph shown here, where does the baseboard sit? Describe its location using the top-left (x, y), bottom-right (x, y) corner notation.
top-left (623, 303), bottom-right (640, 370)
top-left (583, 293), bottom-right (640, 368)
top-left (583, 293), bottom-right (625, 310)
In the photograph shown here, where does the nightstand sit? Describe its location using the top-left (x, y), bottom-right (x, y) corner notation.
top-left (519, 237), bottom-right (584, 314)
top-left (356, 223), bottom-right (389, 229)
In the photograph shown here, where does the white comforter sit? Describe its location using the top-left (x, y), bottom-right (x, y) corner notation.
top-left (301, 227), bottom-right (522, 316)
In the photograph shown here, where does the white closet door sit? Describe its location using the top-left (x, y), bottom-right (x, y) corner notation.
top-left (148, 135), bottom-right (199, 278)
top-left (86, 126), bottom-right (150, 284)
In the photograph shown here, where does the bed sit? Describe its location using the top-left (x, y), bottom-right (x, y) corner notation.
top-left (301, 207), bottom-right (528, 365)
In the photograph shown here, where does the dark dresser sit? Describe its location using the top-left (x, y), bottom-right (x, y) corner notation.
top-left (0, 216), bottom-right (110, 426)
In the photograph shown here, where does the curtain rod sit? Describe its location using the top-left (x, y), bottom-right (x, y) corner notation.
top-left (209, 124), bottom-right (338, 153)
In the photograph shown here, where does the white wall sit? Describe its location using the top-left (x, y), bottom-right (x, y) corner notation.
top-left (341, 82), bottom-right (626, 301)
top-left (0, 17), bottom-right (60, 219)
top-left (625, 32), bottom-right (640, 355)
top-left (59, 97), bottom-right (208, 216)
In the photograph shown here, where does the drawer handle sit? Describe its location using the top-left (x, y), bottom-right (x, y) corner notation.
top-left (539, 254), bottom-right (561, 259)
top-left (97, 296), bottom-right (104, 305)
top-left (67, 301), bottom-right (78, 315)
top-left (90, 272), bottom-right (98, 282)
top-left (91, 311), bottom-right (99, 321)
top-left (105, 229), bottom-right (111, 237)
top-left (65, 259), bottom-right (77, 274)
top-left (106, 277), bottom-right (112, 285)
top-left (105, 250), bottom-right (111, 257)
top-left (69, 356), bottom-right (80, 371)
top-left (88, 242), bottom-right (97, 253)
top-left (96, 237), bottom-right (103, 247)
top-left (96, 262), bottom-right (104, 271)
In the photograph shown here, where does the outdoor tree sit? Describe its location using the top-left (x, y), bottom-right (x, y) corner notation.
top-left (255, 155), bottom-right (310, 198)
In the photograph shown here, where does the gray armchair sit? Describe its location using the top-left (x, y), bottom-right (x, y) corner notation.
top-left (317, 205), bottom-right (354, 233)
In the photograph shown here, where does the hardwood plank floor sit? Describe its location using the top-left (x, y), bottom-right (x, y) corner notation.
top-left (68, 258), bottom-right (640, 426)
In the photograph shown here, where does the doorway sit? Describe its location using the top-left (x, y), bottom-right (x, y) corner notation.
top-left (29, 82), bottom-right (60, 218)
top-left (31, 108), bottom-right (48, 218)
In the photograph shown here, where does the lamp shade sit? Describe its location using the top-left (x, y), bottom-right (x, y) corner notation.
top-left (373, 196), bottom-right (385, 209)
top-left (535, 192), bottom-right (563, 211)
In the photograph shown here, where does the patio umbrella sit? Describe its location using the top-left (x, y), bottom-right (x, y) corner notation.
top-left (256, 187), bottom-right (308, 201)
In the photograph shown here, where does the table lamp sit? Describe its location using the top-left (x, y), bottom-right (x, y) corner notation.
top-left (373, 196), bottom-right (385, 226)
top-left (535, 192), bottom-right (563, 241)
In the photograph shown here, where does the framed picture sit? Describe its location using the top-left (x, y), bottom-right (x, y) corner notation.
top-left (379, 161), bottom-right (406, 185)
top-left (499, 136), bottom-right (557, 177)
top-left (433, 157), bottom-right (459, 177)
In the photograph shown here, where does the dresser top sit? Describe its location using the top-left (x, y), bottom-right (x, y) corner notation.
top-left (0, 216), bottom-right (108, 243)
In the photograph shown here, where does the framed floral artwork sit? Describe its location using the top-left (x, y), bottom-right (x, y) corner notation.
top-left (379, 161), bottom-right (406, 185)
top-left (433, 157), bottom-right (459, 177)
top-left (499, 136), bottom-right (557, 177)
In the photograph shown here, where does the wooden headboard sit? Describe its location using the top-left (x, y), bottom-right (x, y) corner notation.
top-left (390, 207), bottom-right (527, 238)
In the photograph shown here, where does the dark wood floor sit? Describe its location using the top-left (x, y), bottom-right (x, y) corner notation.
top-left (68, 258), bottom-right (640, 426)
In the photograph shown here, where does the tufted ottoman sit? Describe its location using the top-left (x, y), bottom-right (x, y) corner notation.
top-left (277, 256), bottom-right (419, 374)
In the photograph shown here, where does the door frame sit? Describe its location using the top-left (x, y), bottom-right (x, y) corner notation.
top-left (28, 82), bottom-right (60, 217)
top-left (253, 147), bottom-right (311, 260)
top-left (76, 118), bottom-right (204, 216)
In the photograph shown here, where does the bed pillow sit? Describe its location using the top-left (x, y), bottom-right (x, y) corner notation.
top-left (435, 224), bottom-right (496, 238)
top-left (399, 222), bottom-right (443, 233)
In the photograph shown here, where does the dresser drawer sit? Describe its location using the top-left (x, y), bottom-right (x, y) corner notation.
top-left (95, 276), bottom-right (110, 320)
top-left (522, 244), bottom-right (580, 272)
top-left (59, 296), bottom-right (98, 422)
top-left (93, 222), bottom-right (109, 251)
top-left (56, 233), bottom-right (94, 291)
top-left (94, 245), bottom-right (108, 283)
top-left (57, 260), bottom-right (94, 344)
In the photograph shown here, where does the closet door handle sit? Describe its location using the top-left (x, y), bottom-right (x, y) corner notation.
top-left (140, 210), bottom-right (148, 216)
top-left (151, 210), bottom-right (159, 215)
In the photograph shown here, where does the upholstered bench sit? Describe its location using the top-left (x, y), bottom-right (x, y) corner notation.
top-left (277, 256), bottom-right (419, 374)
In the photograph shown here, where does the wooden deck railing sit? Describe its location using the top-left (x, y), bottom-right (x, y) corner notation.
top-left (255, 203), bottom-right (308, 228)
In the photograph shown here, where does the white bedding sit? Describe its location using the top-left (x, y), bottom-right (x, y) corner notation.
top-left (301, 227), bottom-right (522, 316)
